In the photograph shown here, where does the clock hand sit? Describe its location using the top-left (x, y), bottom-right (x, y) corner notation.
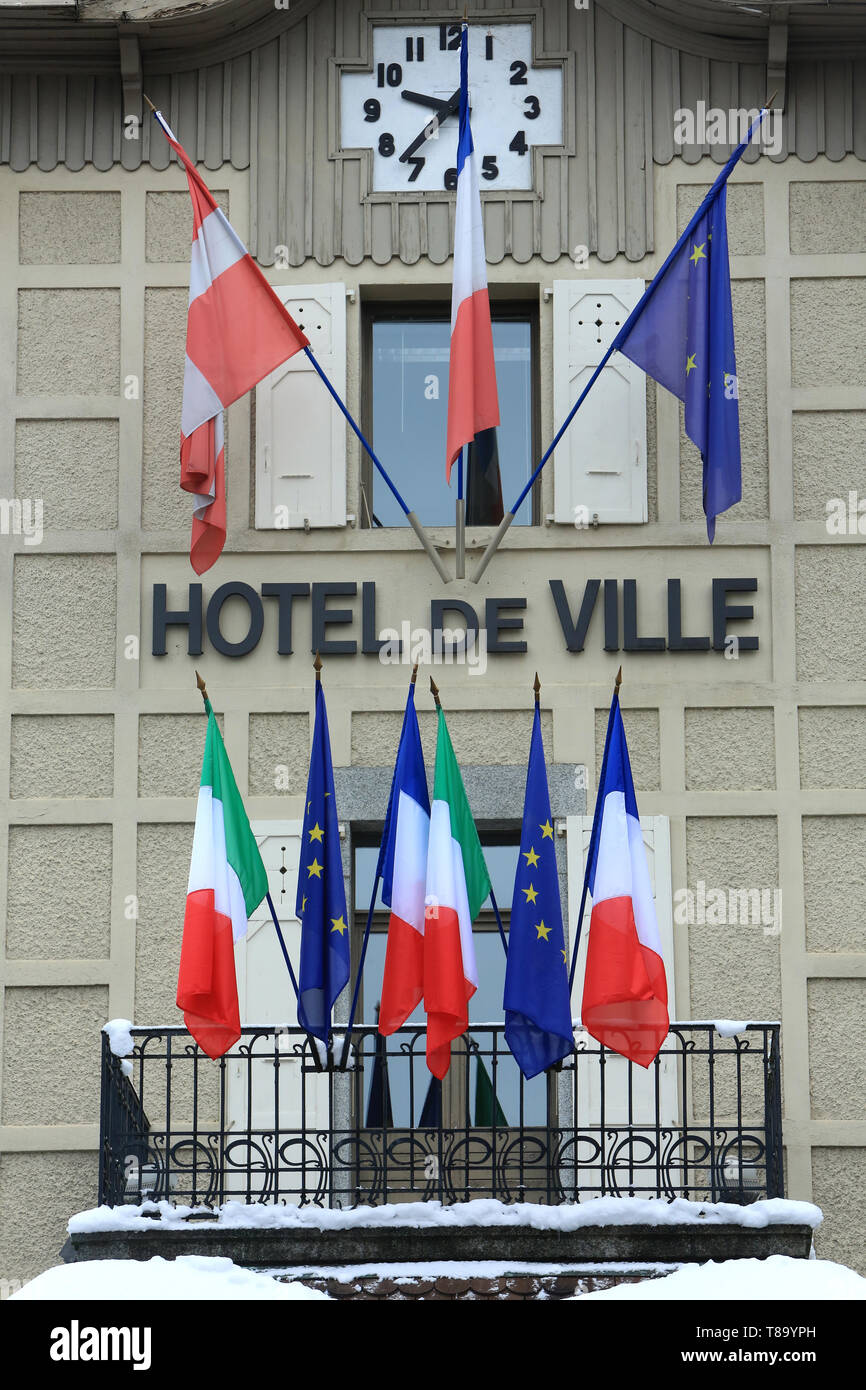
top-left (399, 88), bottom-right (461, 163)
top-left (400, 90), bottom-right (451, 113)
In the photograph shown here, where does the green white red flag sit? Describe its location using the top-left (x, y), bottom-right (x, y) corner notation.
top-left (176, 700), bottom-right (268, 1058)
top-left (424, 708), bottom-right (491, 1078)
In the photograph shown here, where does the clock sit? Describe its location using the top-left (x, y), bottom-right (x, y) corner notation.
top-left (340, 22), bottom-right (564, 194)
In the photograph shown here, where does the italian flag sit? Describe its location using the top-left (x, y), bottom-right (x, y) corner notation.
top-left (177, 702), bottom-right (268, 1059)
top-left (424, 709), bottom-right (491, 1078)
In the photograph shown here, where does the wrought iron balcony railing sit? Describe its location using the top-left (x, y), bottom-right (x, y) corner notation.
top-left (99, 1022), bottom-right (783, 1211)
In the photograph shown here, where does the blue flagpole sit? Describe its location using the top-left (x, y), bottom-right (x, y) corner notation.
top-left (302, 346), bottom-right (451, 584)
top-left (488, 888), bottom-right (509, 958)
top-left (471, 104), bottom-right (773, 584)
top-left (265, 892), bottom-right (300, 1002)
top-left (568, 667), bottom-right (621, 994)
top-left (338, 874), bottom-right (380, 1071)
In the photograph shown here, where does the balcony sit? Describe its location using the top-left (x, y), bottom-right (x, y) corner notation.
top-left (99, 1021), bottom-right (784, 1212)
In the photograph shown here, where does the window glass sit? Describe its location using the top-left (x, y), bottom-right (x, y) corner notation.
top-left (370, 315), bottom-right (533, 527)
top-left (354, 841), bottom-right (518, 913)
top-left (354, 838), bottom-right (547, 1127)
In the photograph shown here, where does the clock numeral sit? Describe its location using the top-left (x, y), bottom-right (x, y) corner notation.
top-left (377, 62), bottom-right (403, 88)
top-left (481, 154), bottom-right (499, 181)
top-left (509, 60), bottom-right (528, 86)
top-left (509, 130), bottom-right (528, 156)
top-left (406, 155), bottom-right (426, 183)
top-left (439, 22), bottom-right (461, 51)
top-left (363, 99), bottom-right (381, 123)
top-left (485, 35), bottom-right (494, 61)
top-left (524, 94), bottom-right (541, 120)
top-left (444, 167), bottom-right (458, 191)
top-left (406, 36), bottom-right (425, 62)
top-left (378, 132), bottom-right (395, 157)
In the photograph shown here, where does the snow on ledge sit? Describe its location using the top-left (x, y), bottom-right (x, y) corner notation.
top-left (68, 1195), bottom-right (823, 1237)
top-left (574, 1254), bottom-right (865, 1302)
top-left (102, 1019), bottom-right (134, 1058)
top-left (11, 1256), bottom-right (329, 1302)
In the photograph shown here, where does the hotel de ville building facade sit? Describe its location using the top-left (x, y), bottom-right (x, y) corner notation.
top-left (0, 0), bottom-right (865, 1288)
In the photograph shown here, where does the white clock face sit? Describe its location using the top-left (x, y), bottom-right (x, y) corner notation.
top-left (340, 22), bottom-right (564, 193)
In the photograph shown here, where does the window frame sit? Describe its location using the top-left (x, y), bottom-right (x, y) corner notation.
top-left (350, 821), bottom-right (522, 1025)
top-left (360, 296), bottom-right (541, 529)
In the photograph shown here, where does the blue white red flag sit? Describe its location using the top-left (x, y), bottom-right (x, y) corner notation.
top-left (582, 692), bottom-right (669, 1067)
top-left (377, 680), bottom-right (431, 1035)
top-left (445, 25), bottom-right (500, 480)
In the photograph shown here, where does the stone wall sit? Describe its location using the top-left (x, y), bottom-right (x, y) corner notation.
top-left (0, 150), bottom-right (864, 1286)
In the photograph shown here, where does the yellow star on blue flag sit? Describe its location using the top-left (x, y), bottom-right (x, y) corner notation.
top-left (296, 681), bottom-right (349, 1041)
top-left (503, 706), bottom-right (574, 1079)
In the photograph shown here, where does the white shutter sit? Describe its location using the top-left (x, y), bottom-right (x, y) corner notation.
top-left (254, 283), bottom-right (347, 530)
top-left (235, 821), bottom-right (304, 1030)
top-left (552, 280), bottom-right (647, 525)
top-left (228, 821), bottom-right (329, 1185)
top-left (565, 814), bottom-right (679, 1158)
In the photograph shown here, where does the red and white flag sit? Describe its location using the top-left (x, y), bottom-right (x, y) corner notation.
top-left (581, 693), bottom-right (669, 1067)
top-left (445, 26), bottom-right (500, 481)
top-left (153, 111), bottom-right (308, 573)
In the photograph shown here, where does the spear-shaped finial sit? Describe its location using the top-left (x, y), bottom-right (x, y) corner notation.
top-left (533, 671), bottom-right (541, 707)
top-left (763, 88), bottom-right (778, 110)
top-left (314, 651), bottom-right (322, 683)
top-left (143, 93), bottom-right (157, 113)
top-left (195, 669), bottom-right (208, 707)
top-left (615, 665), bottom-right (623, 696)
top-left (410, 662), bottom-right (419, 685)
top-left (430, 676), bottom-right (441, 709)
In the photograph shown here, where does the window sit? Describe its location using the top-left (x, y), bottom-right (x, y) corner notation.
top-left (362, 300), bottom-right (539, 528)
top-left (352, 830), bottom-right (548, 1129)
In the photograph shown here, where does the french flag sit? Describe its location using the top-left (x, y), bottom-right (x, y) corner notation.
top-left (152, 111), bottom-right (308, 574)
top-left (445, 25), bottom-right (500, 480)
top-left (377, 681), bottom-right (431, 1035)
top-left (581, 688), bottom-right (669, 1067)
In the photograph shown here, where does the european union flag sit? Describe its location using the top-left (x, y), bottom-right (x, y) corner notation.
top-left (503, 706), bottom-right (574, 1079)
top-left (296, 680), bottom-right (350, 1041)
top-left (614, 182), bottom-right (741, 541)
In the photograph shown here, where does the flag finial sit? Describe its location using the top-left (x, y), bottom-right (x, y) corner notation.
top-left (533, 672), bottom-right (541, 707)
top-left (615, 665), bottom-right (623, 695)
top-left (143, 93), bottom-right (157, 113)
top-left (410, 662), bottom-right (419, 685)
top-left (195, 669), bottom-right (208, 707)
top-left (430, 676), bottom-right (441, 709)
top-left (314, 651), bottom-right (322, 683)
